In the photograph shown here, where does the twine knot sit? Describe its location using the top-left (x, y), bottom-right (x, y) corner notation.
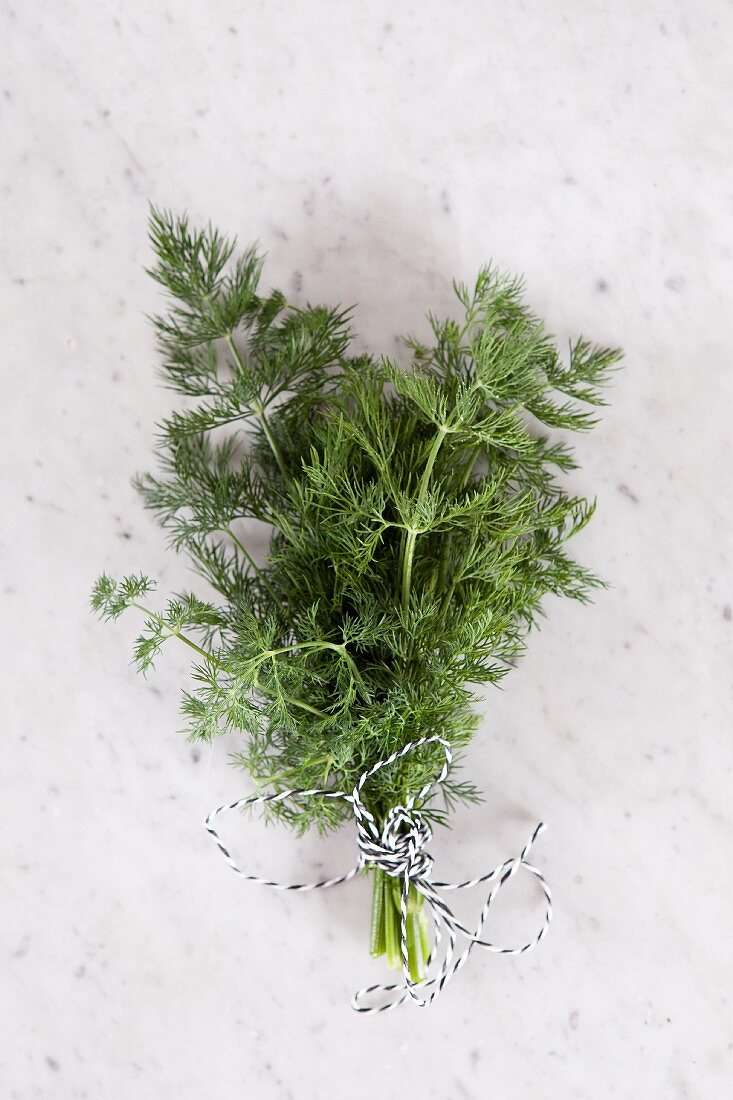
top-left (361, 806), bottom-right (434, 880)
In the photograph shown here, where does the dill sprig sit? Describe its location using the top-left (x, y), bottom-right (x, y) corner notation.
top-left (92, 208), bottom-right (620, 974)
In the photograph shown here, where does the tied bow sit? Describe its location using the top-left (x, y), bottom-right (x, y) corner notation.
top-left (205, 736), bottom-right (552, 1013)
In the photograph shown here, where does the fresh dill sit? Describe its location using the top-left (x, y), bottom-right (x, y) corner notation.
top-left (92, 207), bottom-right (620, 976)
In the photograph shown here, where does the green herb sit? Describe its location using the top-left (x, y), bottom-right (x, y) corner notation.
top-left (92, 207), bottom-right (620, 979)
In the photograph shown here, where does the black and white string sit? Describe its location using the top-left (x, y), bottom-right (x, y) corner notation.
top-left (204, 736), bottom-right (552, 1013)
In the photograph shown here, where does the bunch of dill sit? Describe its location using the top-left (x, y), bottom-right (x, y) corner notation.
top-left (92, 208), bottom-right (620, 978)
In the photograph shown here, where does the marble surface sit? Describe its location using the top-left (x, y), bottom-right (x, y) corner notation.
top-left (2, 2), bottom-right (732, 1096)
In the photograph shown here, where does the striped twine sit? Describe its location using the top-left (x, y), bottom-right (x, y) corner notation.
top-left (205, 736), bottom-right (552, 1013)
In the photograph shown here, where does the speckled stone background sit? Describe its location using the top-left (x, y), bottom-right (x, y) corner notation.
top-left (2, 3), bottom-right (732, 1097)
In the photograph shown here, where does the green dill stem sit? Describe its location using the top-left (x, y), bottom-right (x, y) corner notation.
top-left (418, 910), bottom-right (431, 964)
top-left (225, 525), bottom-right (282, 605)
top-left (405, 882), bottom-right (427, 982)
top-left (436, 443), bottom-right (479, 594)
top-left (262, 639), bottom-right (367, 695)
top-left (400, 425), bottom-right (448, 612)
top-left (400, 529), bottom-right (417, 616)
top-left (283, 696), bottom-right (330, 719)
top-left (225, 526), bottom-right (300, 637)
top-left (405, 909), bottom-right (422, 984)
top-left (131, 599), bottom-right (327, 718)
top-left (225, 334), bottom-right (288, 479)
top-left (258, 753), bottom-right (334, 788)
top-left (440, 531), bottom-right (479, 617)
top-left (265, 639), bottom-right (344, 660)
top-left (130, 602), bottom-right (222, 667)
top-left (252, 397), bottom-right (288, 480)
top-left (384, 879), bottom-right (401, 969)
top-left (369, 869), bottom-right (386, 958)
top-left (225, 525), bottom-right (266, 582)
top-left (258, 637), bottom-right (364, 721)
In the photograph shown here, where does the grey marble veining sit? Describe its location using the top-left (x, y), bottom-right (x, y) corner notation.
top-left (2, 2), bottom-right (732, 1097)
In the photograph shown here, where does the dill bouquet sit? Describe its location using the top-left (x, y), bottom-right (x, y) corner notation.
top-left (93, 210), bottom-right (619, 1008)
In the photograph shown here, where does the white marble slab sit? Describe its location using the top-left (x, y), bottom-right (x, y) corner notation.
top-left (2, 2), bottom-right (732, 1096)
